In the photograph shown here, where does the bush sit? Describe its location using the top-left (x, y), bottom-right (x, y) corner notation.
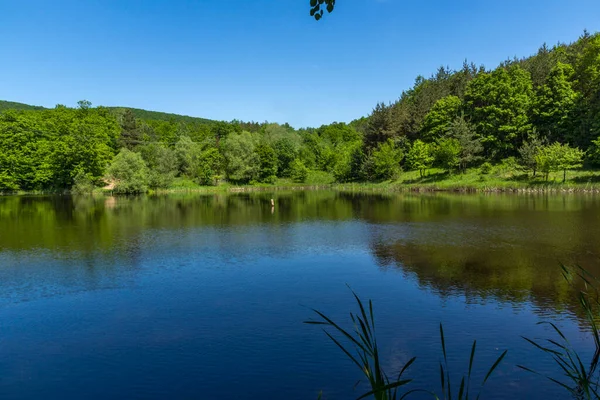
top-left (72, 170), bottom-right (95, 194)
top-left (480, 162), bottom-right (493, 175)
top-left (107, 149), bottom-right (149, 194)
top-left (290, 159), bottom-right (308, 183)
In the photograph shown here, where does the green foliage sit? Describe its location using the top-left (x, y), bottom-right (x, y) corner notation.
top-left (196, 148), bottom-right (223, 186)
top-left (175, 135), bottom-right (202, 175)
top-left (365, 103), bottom-right (395, 151)
top-left (536, 142), bottom-right (584, 182)
top-left (310, 0), bottom-right (335, 21)
top-left (71, 170), bottom-right (95, 194)
top-left (464, 65), bottom-right (533, 158)
top-left (0, 100), bottom-right (45, 112)
top-left (118, 109), bottom-right (142, 150)
top-left (422, 95), bottom-right (462, 141)
top-left (406, 140), bottom-right (434, 178)
top-left (447, 115), bottom-right (483, 173)
top-left (479, 162), bottom-right (493, 174)
top-left (306, 289), bottom-right (506, 400)
top-left (588, 137), bottom-right (600, 167)
top-left (435, 138), bottom-right (461, 173)
top-left (2, 32), bottom-right (600, 192)
top-left (273, 138), bottom-right (298, 177)
top-left (290, 159), bottom-right (309, 183)
top-left (518, 131), bottom-right (546, 176)
top-left (365, 139), bottom-right (403, 181)
top-left (0, 106), bottom-right (118, 191)
top-left (140, 143), bottom-right (178, 189)
top-left (107, 148), bottom-right (149, 193)
top-left (222, 131), bottom-right (260, 184)
top-left (333, 143), bottom-right (364, 183)
top-left (255, 143), bottom-right (278, 184)
top-left (532, 62), bottom-right (578, 143)
top-left (519, 266), bottom-right (600, 400)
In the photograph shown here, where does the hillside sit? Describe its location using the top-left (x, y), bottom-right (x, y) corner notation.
top-left (0, 100), bottom-right (215, 125)
top-left (105, 107), bottom-right (215, 125)
top-left (0, 100), bottom-right (46, 112)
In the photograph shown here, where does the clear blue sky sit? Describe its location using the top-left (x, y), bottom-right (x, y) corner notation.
top-left (1, 0), bottom-right (599, 127)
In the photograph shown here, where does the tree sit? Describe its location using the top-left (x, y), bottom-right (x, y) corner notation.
top-left (435, 138), bottom-right (461, 173)
top-left (447, 115), bottom-right (482, 173)
top-left (175, 135), bottom-right (202, 175)
top-left (140, 143), bottom-right (178, 189)
top-left (365, 102), bottom-right (394, 151)
top-left (118, 109), bottom-right (142, 150)
top-left (366, 139), bottom-right (403, 181)
top-left (196, 147), bottom-right (223, 186)
top-left (290, 159), bottom-right (309, 183)
top-left (421, 95), bottom-right (462, 141)
top-left (532, 62), bottom-right (578, 143)
top-left (535, 142), bottom-right (584, 182)
top-left (464, 65), bottom-right (533, 158)
top-left (518, 131), bottom-right (545, 177)
top-left (255, 143), bottom-right (278, 183)
top-left (557, 144), bottom-right (584, 183)
top-left (406, 140), bottom-right (434, 178)
top-left (588, 136), bottom-right (600, 167)
top-left (332, 142), bottom-right (363, 183)
top-left (273, 137), bottom-right (298, 177)
top-left (107, 148), bottom-right (149, 193)
top-left (222, 132), bottom-right (260, 183)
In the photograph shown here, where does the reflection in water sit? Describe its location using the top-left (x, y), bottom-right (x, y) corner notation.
top-left (0, 191), bottom-right (599, 399)
top-left (1, 192), bottom-right (600, 312)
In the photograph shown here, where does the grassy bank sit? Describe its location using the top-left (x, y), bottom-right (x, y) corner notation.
top-left (151, 167), bottom-right (600, 195)
top-left (5, 167), bottom-right (600, 196)
top-left (336, 166), bottom-right (600, 193)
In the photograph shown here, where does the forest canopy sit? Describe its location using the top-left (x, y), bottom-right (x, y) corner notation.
top-left (1, 31), bottom-right (599, 192)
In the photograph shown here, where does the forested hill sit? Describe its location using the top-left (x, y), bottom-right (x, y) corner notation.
top-left (105, 107), bottom-right (215, 125)
top-left (1, 30), bottom-right (599, 193)
top-left (0, 100), bottom-right (46, 112)
top-left (0, 100), bottom-right (215, 125)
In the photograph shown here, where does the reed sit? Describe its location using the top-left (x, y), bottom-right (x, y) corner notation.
top-left (519, 265), bottom-right (600, 399)
top-left (305, 287), bottom-right (506, 400)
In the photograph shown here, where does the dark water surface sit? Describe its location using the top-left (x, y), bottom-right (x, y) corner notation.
top-left (0, 191), bottom-right (599, 399)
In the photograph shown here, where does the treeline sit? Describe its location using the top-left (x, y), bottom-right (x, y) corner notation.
top-left (1, 31), bottom-right (599, 193)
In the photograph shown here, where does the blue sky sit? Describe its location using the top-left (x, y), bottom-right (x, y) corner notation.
top-left (1, 0), bottom-right (600, 127)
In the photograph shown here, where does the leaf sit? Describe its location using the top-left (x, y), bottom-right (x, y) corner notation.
top-left (481, 350), bottom-right (507, 385)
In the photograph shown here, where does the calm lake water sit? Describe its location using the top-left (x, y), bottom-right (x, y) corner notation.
top-left (0, 191), bottom-right (599, 399)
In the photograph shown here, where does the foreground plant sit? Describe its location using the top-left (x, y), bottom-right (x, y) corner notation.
top-left (305, 288), bottom-right (506, 399)
top-left (519, 265), bottom-right (600, 399)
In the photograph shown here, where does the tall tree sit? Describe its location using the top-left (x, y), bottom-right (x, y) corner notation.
top-left (365, 102), bottom-right (394, 151)
top-left (118, 109), bottom-right (142, 150)
top-left (532, 62), bottom-right (578, 143)
top-left (464, 65), bottom-right (533, 159)
top-left (421, 95), bottom-right (462, 142)
top-left (447, 115), bottom-right (483, 173)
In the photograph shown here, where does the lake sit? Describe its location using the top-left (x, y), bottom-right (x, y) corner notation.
top-left (0, 191), bottom-right (598, 399)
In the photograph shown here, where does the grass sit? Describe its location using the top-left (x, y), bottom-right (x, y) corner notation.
top-left (518, 265), bottom-right (600, 399)
top-left (307, 265), bottom-right (600, 399)
top-left (6, 165), bottom-right (600, 196)
top-left (337, 167), bottom-right (600, 193)
top-left (305, 287), bottom-right (506, 400)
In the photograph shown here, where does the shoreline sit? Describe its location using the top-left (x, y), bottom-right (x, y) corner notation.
top-left (4, 181), bottom-right (600, 196)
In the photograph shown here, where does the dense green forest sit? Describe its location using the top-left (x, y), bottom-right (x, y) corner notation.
top-left (1, 31), bottom-right (600, 193)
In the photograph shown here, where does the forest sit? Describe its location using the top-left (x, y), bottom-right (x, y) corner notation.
top-left (1, 31), bottom-right (600, 193)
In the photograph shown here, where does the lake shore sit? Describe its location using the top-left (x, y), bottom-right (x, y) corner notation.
top-left (4, 167), bottom-right (600, 195)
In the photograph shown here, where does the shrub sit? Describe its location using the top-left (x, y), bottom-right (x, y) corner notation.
top-left (480, 162), bottom-right (493, 175)
top-left (290, 159), bottom-right (309, 183)
top-left (107, 149), bottom-right (149, 194)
